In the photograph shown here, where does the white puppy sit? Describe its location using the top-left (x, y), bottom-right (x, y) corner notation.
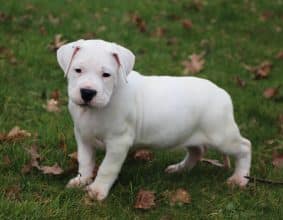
top-left (57, 39), bottom-right (251, 201)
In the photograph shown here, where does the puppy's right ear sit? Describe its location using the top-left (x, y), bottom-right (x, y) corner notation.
top-left (56, 40), bottom-right (84, 77)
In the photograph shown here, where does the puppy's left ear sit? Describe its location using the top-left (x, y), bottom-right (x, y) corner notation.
top-left (111, 43), bottom-right (135, 81)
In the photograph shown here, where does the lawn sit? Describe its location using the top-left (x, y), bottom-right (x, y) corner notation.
top-left (1, 0), bottom-right (283, 219)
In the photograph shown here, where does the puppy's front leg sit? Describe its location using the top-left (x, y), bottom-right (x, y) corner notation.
top-left (67, 128), bottom-right (95, 188)
top-left (87, 137), bottom-right (131, 201)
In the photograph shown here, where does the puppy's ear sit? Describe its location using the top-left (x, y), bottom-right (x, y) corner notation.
top-left (111, 43), bottom-right (135, 80)
top-left (57, 40), bottom-right (84, 76)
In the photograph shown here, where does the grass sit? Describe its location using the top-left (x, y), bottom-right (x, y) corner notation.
top-left (0, 0), bottom-right (283, 219)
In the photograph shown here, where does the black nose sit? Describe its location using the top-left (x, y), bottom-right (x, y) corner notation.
top-left (80, 88), bottom-right (97, 102)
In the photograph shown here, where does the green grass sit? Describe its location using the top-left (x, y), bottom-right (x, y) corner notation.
top-left (1, 0), bottom-right (283, 219)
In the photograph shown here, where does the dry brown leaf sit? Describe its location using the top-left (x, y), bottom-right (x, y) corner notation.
top-left (50, 89), bottom-right (60, 101)
top-left (201, 158), bottom-right (224, 167)
top-left (182, 19), bottom-right (193, 30)
top-left (276, 51), bottom-right (283, 60)
top-left (68, 151), bottom-right (78, 162)
top-left (3, 155), bottom-right (11, 166)
top-left (166, 37), bottom-right (178, 46)
top-left (134, 190), bottom-right (156, 210)
top-left (44, 98), bottom-right (60, 112)
top-left (133, 149), bottom-right (154, 161)
top-left (48, 13), bottom-right (59, 25)
top-left (5, 185), bottom-right (21, 200)
top-left (48, 34), bottom-right (67, 51)
top-left (152, 27), bottom-right (166, 38)
top-left (259, 11), bottom-right (273, 21)
top-left (235, 76), bottom-right (246, 87)
top-left (40, 163), bottom-right (64, 175)
top-left (182, 52), bottom-right (205, 75)
top-left (6, 126), bottom-right (31, 141)
top-left (130, 14), bottom-right (147, 32)
top-left (22, 145), bottom-right (41, 174)
top-left (272, 153), bottom-right (283, 168)
top-left (169, 188), bottom-right (191, 205)
top-left (244, 61), bottom-right (272, 79)
top-left (263, 87), bottom-right (280, 99)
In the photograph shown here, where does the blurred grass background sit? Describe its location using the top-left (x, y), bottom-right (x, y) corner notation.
top-left (0, 0), bottom-right (283, 219)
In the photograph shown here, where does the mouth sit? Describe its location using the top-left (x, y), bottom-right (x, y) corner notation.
top-left (78, 103), bottom-right (91, 107)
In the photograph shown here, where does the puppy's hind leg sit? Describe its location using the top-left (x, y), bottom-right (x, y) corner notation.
top-left (165, 146), bottom-right (206, 174)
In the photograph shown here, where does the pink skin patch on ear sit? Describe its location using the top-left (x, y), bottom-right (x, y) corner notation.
top-left (66, 46), bottom-right (81, 76)
top-left (112, 53), bottom-right (121, 67)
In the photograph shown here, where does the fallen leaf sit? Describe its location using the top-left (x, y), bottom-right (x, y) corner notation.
top-left (4, 126), bottom-right (31, 141)
top-left (5, 185), bottom-right (21, 200)
top-left (0, 12), bottom-right (8, 22)
top-left (50, 89), bottom-right (60, 101)
top-left (40, 163), bottom-right (64, 175)
top-left (134, 190), bottom-right (156, 210)
top-left (263, 87), bottom-right (280, 99)
top-left (133, 149), bottom-right (154, 161)
top-left (244, 61), bottom-right (272, 79)
top-left (169, 188), bottom-right (191, 205)
top-left (130, 14), bottom-right (147, 32)
top-left (44, 98), bottom-right (60, 112)
top-left (201, 158), bottom-right (224, 167)
top-left (182, 52), bottom-right (205, 75)
top-left (39, 26), bottom-right (47, 35)
top-left (68, 151), bottom-right (78, 162)
top-left (235, 76), bottom-right (246, 87)
top-left (189, 0), bottom-right (204, 11)
top-left (48, 34), bottom-right (67, 51)
top-left (259, 11), bottom-right (273, 22)
top-left (166, 37), bottom-right (178, 46)
top-left (152, 27), bottom-right (166, 38)
top-left (48, 13), bottom-right (59, 25)
top-left (3, 155), bottom-right (11, 166)
top-left (276, 51), bottom-right (283, 60)
top-left (272, 153), bottom-right (283, 168)
top-left (58, 135), bottom-right (67, 153)
top-left (182, 19), bottom-right (193, 30)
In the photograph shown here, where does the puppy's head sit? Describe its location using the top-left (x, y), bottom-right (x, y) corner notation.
top-left (57, 39), bottom-right (135, 108)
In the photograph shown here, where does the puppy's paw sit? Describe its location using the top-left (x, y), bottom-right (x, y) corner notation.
top-left (66, 175), bottom-right (93, 188)
top-left (227, 174), bottom-right (248, 188)
top-left (165, 164), bottom-right (182, 174)
top-left (86, 184), bottom-right (108, 201)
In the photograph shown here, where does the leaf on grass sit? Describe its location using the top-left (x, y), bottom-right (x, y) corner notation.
top-left (169, 188), bottom-right (191, 205)
top-left (3, 155), bottom-right (11, 166)
top-left (276, 51), bottom-right (283, 60)
top-left (130, 14), bottom-right (147, 33)
top-left (235, 76), bottom-right (246, 87)
top-left (201, 158), bottom-right (224, 167)
top-left (68, 151), bottom-right (78, 162)
top-left (272, 152), bottom-right (283, 168)
top-left (0, 126), bottom-right (31, 142)
top-left (50, 89), bottom-right (60, 101)
top-left (133, 149), bottom-right (154, 161)
top-left (40, 163), bottom-right (64, 175)
top-left (166, 37), bottom-right (178, 46)
top-left (48, 13), bottom-right (59, 25)
top-left (182, 52), bottom-right (205, 75)
top-left (263, 87), bottom-right (280, 99)
top-left (134, 190), bottom-right (156, 210)
top-left (22, 145), bottom-right (41, 173)
top-left (244, 61), bottom-right (272, 79)
top-left (5, 185), bottom-right (21, 200)
top-left (44, 98), bottom-right (60, 112)
top-left (182, 19), bottom-right (193, 30)
top-left (152, 27), bottom-right (166, 38)
top-left (48, 34), bottom-right (67, 51)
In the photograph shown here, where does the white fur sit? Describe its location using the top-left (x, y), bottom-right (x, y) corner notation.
top-left (57, 39), bottom-right (251, 200)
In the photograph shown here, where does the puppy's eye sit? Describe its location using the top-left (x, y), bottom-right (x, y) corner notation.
top-left (74, 68), bottom-right (82, 73)
top-left (102, 73), bottom-right (111, 78)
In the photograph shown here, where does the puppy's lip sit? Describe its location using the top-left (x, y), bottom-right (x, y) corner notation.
top-left (78, 103), bottom-right (91, 107)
